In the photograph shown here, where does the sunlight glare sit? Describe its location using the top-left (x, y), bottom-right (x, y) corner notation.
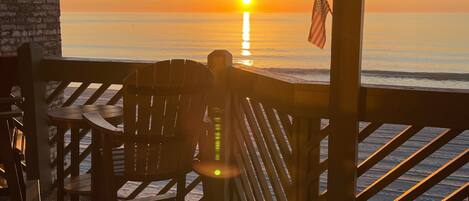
top-left (214, 169), bottom-right (222, 176)
top-left (241, 12), bottom-right (253, 65)
top-left (242, 0), bottom-right (252, 5)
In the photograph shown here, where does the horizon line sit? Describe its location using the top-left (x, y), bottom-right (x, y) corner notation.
top-left (60, 10), bottom-right (469, 14)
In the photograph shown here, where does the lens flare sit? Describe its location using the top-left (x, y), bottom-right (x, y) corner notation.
top-left (193, 161), bottom-right (240, 179)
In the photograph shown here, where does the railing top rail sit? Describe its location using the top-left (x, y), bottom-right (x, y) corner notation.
top-left (230, 64), bottom-right (469, 129)
top-left (40, 56), bottom-right (155, 84)
top-left (232, 64), bottom-right (309, 84)
top-left (43, 56), bottom-right (156, 64)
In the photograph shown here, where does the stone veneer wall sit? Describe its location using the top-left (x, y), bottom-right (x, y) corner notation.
top-left (0, 0), bottom-right (61, 56)
top-left (1, 0), bottom-right (62, 184)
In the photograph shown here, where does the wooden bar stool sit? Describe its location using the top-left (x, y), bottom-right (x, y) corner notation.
top-left (49, 105), bottom-right (122, 201)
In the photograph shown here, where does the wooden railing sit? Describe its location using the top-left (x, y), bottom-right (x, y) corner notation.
top-left (227, 64), bottom-right (469, 201)
top-left (8, 43), bottom-right (469, 200)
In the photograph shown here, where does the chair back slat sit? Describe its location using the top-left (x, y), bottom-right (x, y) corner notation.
top-left (123, 83), bottom-right (137, 175)
top-left (147, 63), bottom-right (169, 175)
top-left (122, 59), bottom-right (212, 180)
top-left (135, 65), bottom-right (154, 175)
top-left (158, 60), bottom-right (185, 173)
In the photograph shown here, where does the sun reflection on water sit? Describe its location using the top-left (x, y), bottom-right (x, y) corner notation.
top-left (240, 12), bottom-right (253, 66)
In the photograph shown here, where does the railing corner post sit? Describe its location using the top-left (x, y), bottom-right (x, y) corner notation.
top-left (208, 50), bottom-right (233, 94)
top-left (17, 42), bottom-right (52, 194)
top-left (328, 0), bottom-right (365, 200)
top-left (206, 50), bottom-right (234, 201)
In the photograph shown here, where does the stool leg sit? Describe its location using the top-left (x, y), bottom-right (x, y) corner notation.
top-left (91, 128), bottom-right (102, 201)
top-left (177, 175), bottom-right (186, 201)
top-left (56, 127), bottom-right (65, 201)
top-left (71, 127), bottom-right (80, 201)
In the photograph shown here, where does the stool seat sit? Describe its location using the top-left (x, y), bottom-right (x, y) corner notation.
top-left (64, 174), bottom-right (92, 195)
top-left (49, 105), bottom-right (123, 127)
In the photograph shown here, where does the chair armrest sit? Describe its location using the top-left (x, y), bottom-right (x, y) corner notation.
top-left (0, 111), bottom-right (23, 119)
top-left (83, 112), bottom-right (123, 135)
top-left (0, 97), bottom-right (24, 105)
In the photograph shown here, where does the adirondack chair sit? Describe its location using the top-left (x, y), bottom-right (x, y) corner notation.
top-left (84, 59), bottom-right (213, 201)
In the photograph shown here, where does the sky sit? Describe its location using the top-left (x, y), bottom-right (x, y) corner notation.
top-left (61, 0), bottom-right (469, 13)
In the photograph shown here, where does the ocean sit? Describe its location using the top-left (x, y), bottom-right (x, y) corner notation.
top-left (58, 12), bottom-right (469, 201)
top-left (61, 12), bottom-right (469, 89)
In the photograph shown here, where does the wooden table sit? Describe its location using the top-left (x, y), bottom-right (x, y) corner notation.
top-left (48, 105), bottom-right (122, 201)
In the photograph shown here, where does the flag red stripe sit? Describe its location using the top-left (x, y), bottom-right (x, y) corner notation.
top-left (309, 19), bottom-right (322, 40)
top-left (309, 13), bottom-right (323, 41)
top-left (310, 22), bottom-right (325, 47)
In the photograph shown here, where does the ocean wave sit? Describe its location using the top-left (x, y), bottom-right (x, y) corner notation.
top-left (266, 68), bottom-right (469, 82)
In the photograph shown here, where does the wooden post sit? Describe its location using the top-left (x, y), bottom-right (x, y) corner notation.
top-left (207, 50), bottom-right (233, 201)
top-left (18, 43), bottom-right (52, 194)
top-left (290, 116), bottom-right (321, 201)
top-left (327, 0), bottom-right (365, 200)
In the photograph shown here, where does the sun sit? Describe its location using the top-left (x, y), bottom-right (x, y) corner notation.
top-left (242, 0), bottom-right (252, 5)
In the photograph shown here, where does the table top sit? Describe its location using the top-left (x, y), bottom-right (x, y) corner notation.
top-left (48, 105), bottom-right (123, 125)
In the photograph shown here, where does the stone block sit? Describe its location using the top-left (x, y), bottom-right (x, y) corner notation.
top-left (1, 24), bottom-right (16, 30)
top-left (1, 45), bottom-right (14, 52)
top-left (33, 11), bottom-right (47, 17)
top-left (12, 30), bottom-right (21, 37)
top-left (1, 31), bottom-right (10, 37)
top-left (36, 24), bottom-right (47, 29)
top-left (42, 17), bottom-right (57, 23)
top-left (27, 17), bottom-right (42, 23)
top-left (0, 4), bottom-right (7, 10)
top-left (41, 4), bottom-right (57, 10)
top-left (0, 11), bottom-right (16, 17)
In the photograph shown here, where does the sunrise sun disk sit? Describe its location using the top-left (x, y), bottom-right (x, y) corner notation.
top-left (242, 0), bottom-right (252, 5)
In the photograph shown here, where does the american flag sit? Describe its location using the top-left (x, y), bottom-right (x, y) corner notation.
top-left (308, 0), bottom-right (332, 49)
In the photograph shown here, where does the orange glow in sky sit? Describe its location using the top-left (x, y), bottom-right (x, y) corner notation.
top-left (61, 0), bottom-right (469, 13)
